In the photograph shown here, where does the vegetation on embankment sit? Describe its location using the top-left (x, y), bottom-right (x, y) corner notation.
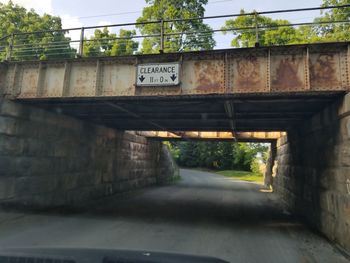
top-left (166, 141), bottom-right (267, 184)
top-left (166, 141), bottom-right (268, 176)
top-left (215, 170), bottom-right (264, 183)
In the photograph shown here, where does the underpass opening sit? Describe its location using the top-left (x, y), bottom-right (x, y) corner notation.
top-left (14, 92), bottom-right (341, 202)
top-left (140, 130), bottom-right (283, 187)
top-left (1, 91), bottom-right (349, 259)
top-left (14, 93), bottom-right (345, 193)
top-left (132, 90), bottom-right (349, 253)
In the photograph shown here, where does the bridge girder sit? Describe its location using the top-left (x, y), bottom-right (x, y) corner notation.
top-left (0, 42), bottom-right (348, 132)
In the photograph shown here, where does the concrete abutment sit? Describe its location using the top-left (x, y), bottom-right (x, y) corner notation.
top-left (273, 93), bottom-right (350, 252)
top-left (0, 99), bottom-right (178, 208)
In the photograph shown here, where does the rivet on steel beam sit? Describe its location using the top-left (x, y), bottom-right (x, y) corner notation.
top-left (347, 44), bottom-right (350, 89)
top-left (305, 46), bottom-right (310, 90)
top-left (267, 48), bottom-right (271, 92)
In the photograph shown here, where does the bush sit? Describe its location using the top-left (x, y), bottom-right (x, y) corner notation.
top-left (167, 141), bottom-right (269, 172)
top-left (250, 159), bottom-right (262, 175)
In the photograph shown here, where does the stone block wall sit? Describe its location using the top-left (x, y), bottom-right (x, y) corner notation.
top-left (0, 99), bottom-right (178, 208)
top-left (273, 93), bottom-right (350, 252)
top-left (157, 144), bottom-right (180, 184)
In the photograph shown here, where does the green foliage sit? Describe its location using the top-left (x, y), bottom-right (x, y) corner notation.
top-left (222, 10), bottom-right (298, 47)
top-left (0, 1), bottom-right (75, 60)
top-left (216, 170), bottom-right (263, 183)
top-left (136, 0), bottom-right (215, 53)
top-left (83, 28), bottom-right (139, 57)
top-left (169, 141), bottom-right (268, 171)
top-left (164, 141), bottom-right (180, 160)
top-left (250, 159), bottom-right (262, 175)
top-left (232, 143), bottom-right (255, 170)
top-left (2, 0), bottom-right (348, 61)
top-left (316, 0), bottom-right (350, 42)
top-left (223, 0), bottom-right (350, 48)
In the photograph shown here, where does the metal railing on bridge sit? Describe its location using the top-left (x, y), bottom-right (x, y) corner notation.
top-left (0, 4), bottom-right (349, 61)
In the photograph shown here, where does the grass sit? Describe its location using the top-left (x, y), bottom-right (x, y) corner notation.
top-left (215, 170), bottom-right (264, 183)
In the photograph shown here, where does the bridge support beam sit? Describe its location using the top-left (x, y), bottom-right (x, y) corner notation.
top-left (273, 93), bottom-right (350, 252)
top-left (0, 99), bottom-right (178, 208)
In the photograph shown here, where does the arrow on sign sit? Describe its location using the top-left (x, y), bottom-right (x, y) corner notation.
top-left (170, 74), bottom-right (177, 82)
top-left (139, 75), bottom-right (145, 83)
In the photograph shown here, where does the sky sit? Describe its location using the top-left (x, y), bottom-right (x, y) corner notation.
top-left (0, 0), bottom-right (324, 49)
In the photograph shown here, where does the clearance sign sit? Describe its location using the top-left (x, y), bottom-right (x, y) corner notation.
top-left (136, 63), bottom-right (180, 86)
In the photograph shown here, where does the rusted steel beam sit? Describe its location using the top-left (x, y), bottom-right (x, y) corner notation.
top-left (1, 43), bottom-right (349, 100)
top-left (137, 131), bottom-right (285, 141)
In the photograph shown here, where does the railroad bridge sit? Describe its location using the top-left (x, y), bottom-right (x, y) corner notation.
top-left (1, 42), bottom-right (348, 132)
top-left (0, 42), bottom-right (350, 251)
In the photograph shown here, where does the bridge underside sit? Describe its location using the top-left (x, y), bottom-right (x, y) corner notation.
top-left (19, 92), bottom-right (342, 132)
top-left (135, 131), bottom-right (285, 142)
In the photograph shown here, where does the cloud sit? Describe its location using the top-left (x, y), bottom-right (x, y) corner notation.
top-left (0, 0), bottom-right (53, 14)
top-left (60, 14), bottom-right (83, 46)
top-left (98, 21), bottom-right (113, 27)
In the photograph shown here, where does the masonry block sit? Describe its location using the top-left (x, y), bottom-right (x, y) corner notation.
top-left (0, 177), bottom-right (15, 199)
top-left (0, 156), bottom-right (17, 176)
top-left (15, 176), bottom-right (56, 195)
top-left (0, 135), bottom-right (24, 155)
top-left (273, 93), bottom-right (350, 253)
top-left (339, 115), bottom-right (350, 141)
top-left (0, 98), bottom-right (178, 209)
top-left (0, 100), bottom-right (28, 118)
top-left (339, 92), bottom-right (350, 117)
top-left (0, 116), bottom-right (17, 135)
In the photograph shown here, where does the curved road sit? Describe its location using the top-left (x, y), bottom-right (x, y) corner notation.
top-left (0, 169), bottom-right (348, 263)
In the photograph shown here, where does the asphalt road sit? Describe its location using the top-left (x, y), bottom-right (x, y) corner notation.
top-left (0, 169), bottom-right (348, 263)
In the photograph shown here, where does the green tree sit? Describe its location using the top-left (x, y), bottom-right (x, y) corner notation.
top-left (136, 0), bottom-right (215, 53)
top-left (232, 143), bottom-right (268, 171)
top-left (0, 1), bottom-right (74, 60)
top-left (176, 141), bottom-right (200, 167)
top-left (83, 27), bottom-right (139, 57)
top-left (315, 0), bottom-right (350, 42)
top-left (171, 140), bottom-right (268, 171)
top-left (221, 10), bottom-right (299, 47)
top-left (222, 2), bottom-right (350, 48)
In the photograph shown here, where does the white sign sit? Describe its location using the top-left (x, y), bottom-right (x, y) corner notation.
top-left (136, 63), bottom-right (180, 86)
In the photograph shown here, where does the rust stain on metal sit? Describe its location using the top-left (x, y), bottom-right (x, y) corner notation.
top-left (18, 68), bottom-right (39, 97)
top-left (233, 56), bottom-right (266, 92)
top-left (135, 86), bottom-right (181, 96)
top-left (194, 61), bottom-right (223, 93)
top-left (237, 57), bottom-right (259, 83)
top-left (70, 66), bottom-right (96, 96)
top-left (75, 69), bottom-right (90, 92)
top-left (101, 64), bottom-right (135, 96)
top-left (271, 55), bottom-right (303, 91)
top-left (42, 66), bottom-right (65, 97)
top-left (25, 70), bottom-right (37, 89)
top-left (310, 53), bottom-right (340, 89)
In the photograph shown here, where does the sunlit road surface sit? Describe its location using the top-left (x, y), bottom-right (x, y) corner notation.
top-left (0, 169), bottom-right (348, 263)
